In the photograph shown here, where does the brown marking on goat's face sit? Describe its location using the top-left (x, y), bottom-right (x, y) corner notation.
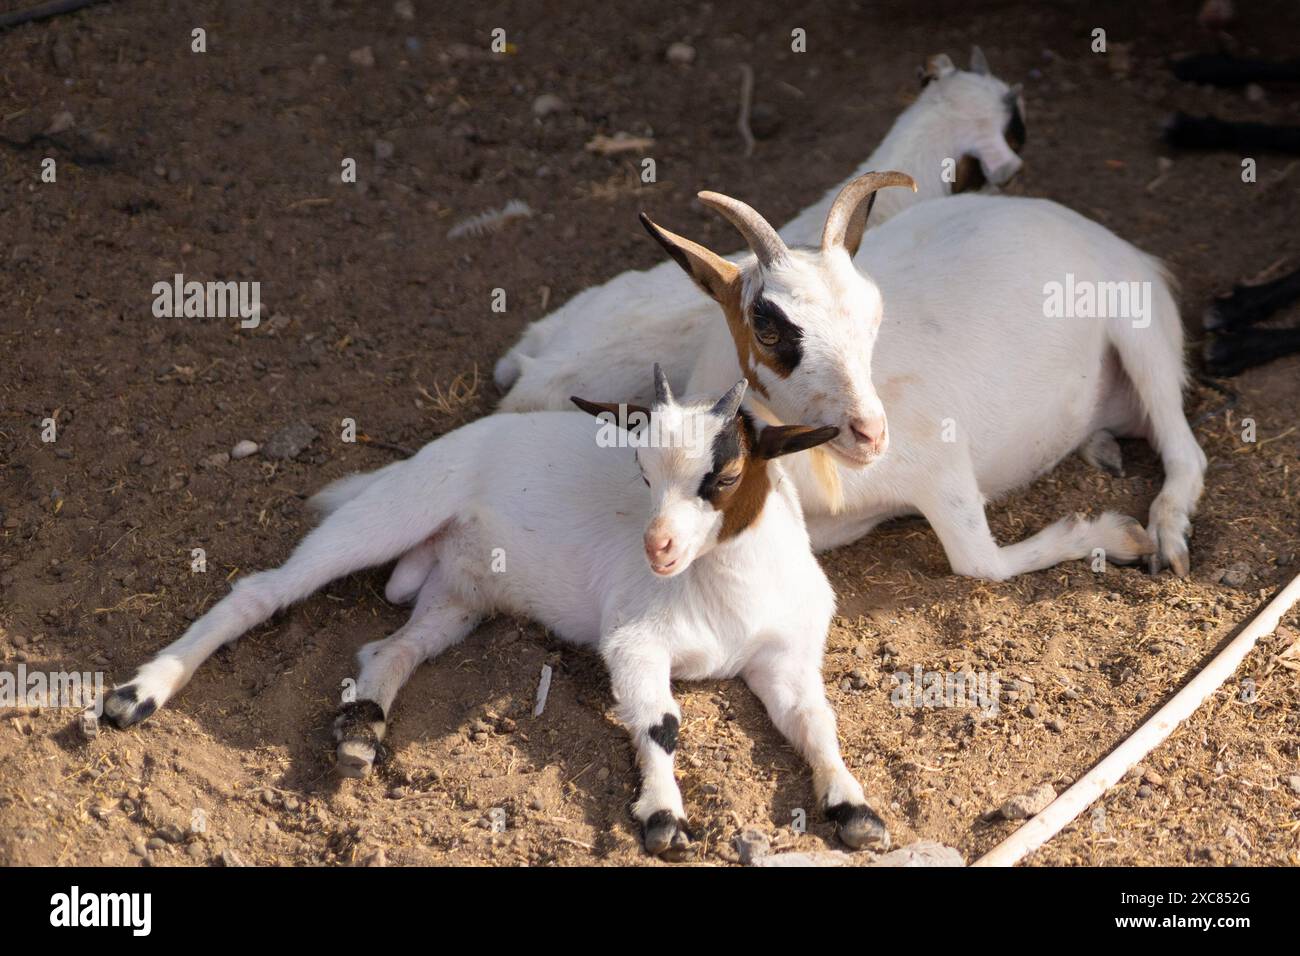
top-left (717, 286), bottom-right (771, 399)
top-left (702, 411), bottom-right (772, 542)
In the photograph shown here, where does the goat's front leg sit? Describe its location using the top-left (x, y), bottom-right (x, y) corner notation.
top-left (601, 634), bottom-right (691, 859)
top-left (915, 464), bottom-right (1152, 581)
top-left (335, 573), bottom-right (480, 777)
top-left (744, 648), bottom-right (890, 851)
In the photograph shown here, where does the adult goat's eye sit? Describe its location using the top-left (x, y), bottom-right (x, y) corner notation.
top-left (752, 305), bottom-right (781, 347)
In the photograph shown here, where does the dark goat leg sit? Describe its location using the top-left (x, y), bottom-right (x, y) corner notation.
top-left (1172, 54), bottom-right (1300, 87)
top-left (1205, 267), bottom-right (1300, 331)
top-left (1204, 326), bottom-right (1300, 377)
top-left (1164, 112), bottom-right (1300, 155)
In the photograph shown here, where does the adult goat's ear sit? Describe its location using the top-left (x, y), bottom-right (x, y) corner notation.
top-left (755, 424), bottom-right (840, 460)
top-left (919, 53), bottom-right (956, 86)
top-left (570, 396), bottom-right (651, 430)
top-left (639, 213), bottom-right (740, 304)
top-left (970, 45), bottom-right (990, 75)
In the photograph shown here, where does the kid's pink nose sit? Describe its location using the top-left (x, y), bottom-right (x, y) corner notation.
top-left (645, 531), bottom-right (674, 561)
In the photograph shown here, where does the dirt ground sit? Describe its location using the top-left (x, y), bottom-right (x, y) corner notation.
top-left (1, 0), bottom-right (1298, 868)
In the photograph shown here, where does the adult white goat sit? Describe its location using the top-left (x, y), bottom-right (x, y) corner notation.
top-left (494, 48), bottom-right (1026, 409)
top-left (488, 166), bottom-right (1206, 580)
top-left (102, 369), bottom-right (890, 858)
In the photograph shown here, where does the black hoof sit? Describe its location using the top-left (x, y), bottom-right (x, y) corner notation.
top-left (827, 802), bottom-right (891, 851)
top-left (333, 699), bottom-right (386, 778)
top-left (102, 685), bottom-right (157, 729)
top-left (642, 810), bottom-right (693, 860)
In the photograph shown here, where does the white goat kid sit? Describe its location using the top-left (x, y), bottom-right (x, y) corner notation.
top-left (494, 48), bottom-right (1025, 411)
top-left (102, 368), bottom-right (889, 858)
top-left (638, 174), bottom-right (1204, 580)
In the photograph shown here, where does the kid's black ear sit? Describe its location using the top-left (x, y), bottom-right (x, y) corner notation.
top-left (570, 396), bottom-right (652, 430)
top-left (755, 424), bottom-right (840, 460)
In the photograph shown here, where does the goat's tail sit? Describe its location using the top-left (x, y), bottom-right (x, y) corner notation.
top-left (309, 467), bottom-right (392, 515)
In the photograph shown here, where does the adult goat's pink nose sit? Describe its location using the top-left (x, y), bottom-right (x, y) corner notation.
top-left (849, 415), bottom-right (888, 454)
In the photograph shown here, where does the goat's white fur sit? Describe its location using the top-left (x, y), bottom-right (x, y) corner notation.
top-left (493, 60), bottom-right (1023, 410)
top-left (488, 78), bottom-right (1203, 580)
top-left (103, 394), bottom-right (886, 854)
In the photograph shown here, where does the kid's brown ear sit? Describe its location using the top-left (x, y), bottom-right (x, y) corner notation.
top-left (639, 213), bottom-right (741, 305)
top-left (570, 396), bottom-right (651, 429)
top-left (755, 424), bottom-right (841, 460)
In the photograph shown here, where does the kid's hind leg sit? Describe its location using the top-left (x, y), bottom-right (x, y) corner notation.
top-left (105, 490), bottom-right (438, 728)
top-left (744, 648), bottom-right (890, 851)
top-left (335, 572), bottom-right (481, 777)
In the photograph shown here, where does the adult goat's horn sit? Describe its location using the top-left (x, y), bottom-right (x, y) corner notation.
top-left (820, 171), bottom-right (917, 258)
top-left (697, 191), bottom-right (788, 269)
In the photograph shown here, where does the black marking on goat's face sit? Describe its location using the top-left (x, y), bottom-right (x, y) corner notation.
top-left (1004, 92), bottom-right (1026, 154)
top-left (648, 713), bottom-right (679, 753)
top-left (750, 296), bottom-right (804, 376)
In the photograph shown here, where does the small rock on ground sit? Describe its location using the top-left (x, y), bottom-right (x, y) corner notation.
top-left (868, 841), bottom-right (965, 867)
top-left (734, 828), bottom-right (770, 865)
top-left (262, 423), bottom-right (318, 460)
top-left (999, 783), bottom-right (1057, 820)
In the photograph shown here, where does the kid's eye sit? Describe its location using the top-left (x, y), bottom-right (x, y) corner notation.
top-left (716, 473), bottom-right (741, 488)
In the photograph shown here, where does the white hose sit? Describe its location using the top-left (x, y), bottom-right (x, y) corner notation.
top-left (973, 570), bottom-right (1300, 867)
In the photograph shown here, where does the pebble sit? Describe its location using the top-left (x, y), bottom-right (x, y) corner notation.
top-left (869, 841), bottom-right (965, 867)
top-left (393, 0), bottom-right (414, 19)
top-left (1285, 775), bottom-right (1300, 796)
top-left (1137, 785), bottom-right (1152, 799)
top-left (145, 837), bottom-right (167, 851)
top-left (230, 440), bottom-right (259, 459)
top-left (735, 828), bottom-right (770, 865)
top-left (349, 46), bottom-right (375, 67)
top-left (1220, 562), bottom-right (1251, 587)
top-left (1026, 703), bottom-right (1041, 719)
top-left (220, 848), bottom-right (245, 867)
top-left (200, 452), bottom-right (230, 469)
top-left (531, 93), bottom-right (566, 118)
top-left (999, 783), bottom-right (1056, 820)
top-left (666, 42), bottom-right (695, 65)
top-left (1046, 717), bottom-right (1065, 733)
top-left (51, 38), bottom-right (74, 74)
top-left (262, 422), bottom-right (318, 460)
top-left (46, 110), bottom-right (75, 135)
top-left (361, 847), bottom-right (387, 867)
